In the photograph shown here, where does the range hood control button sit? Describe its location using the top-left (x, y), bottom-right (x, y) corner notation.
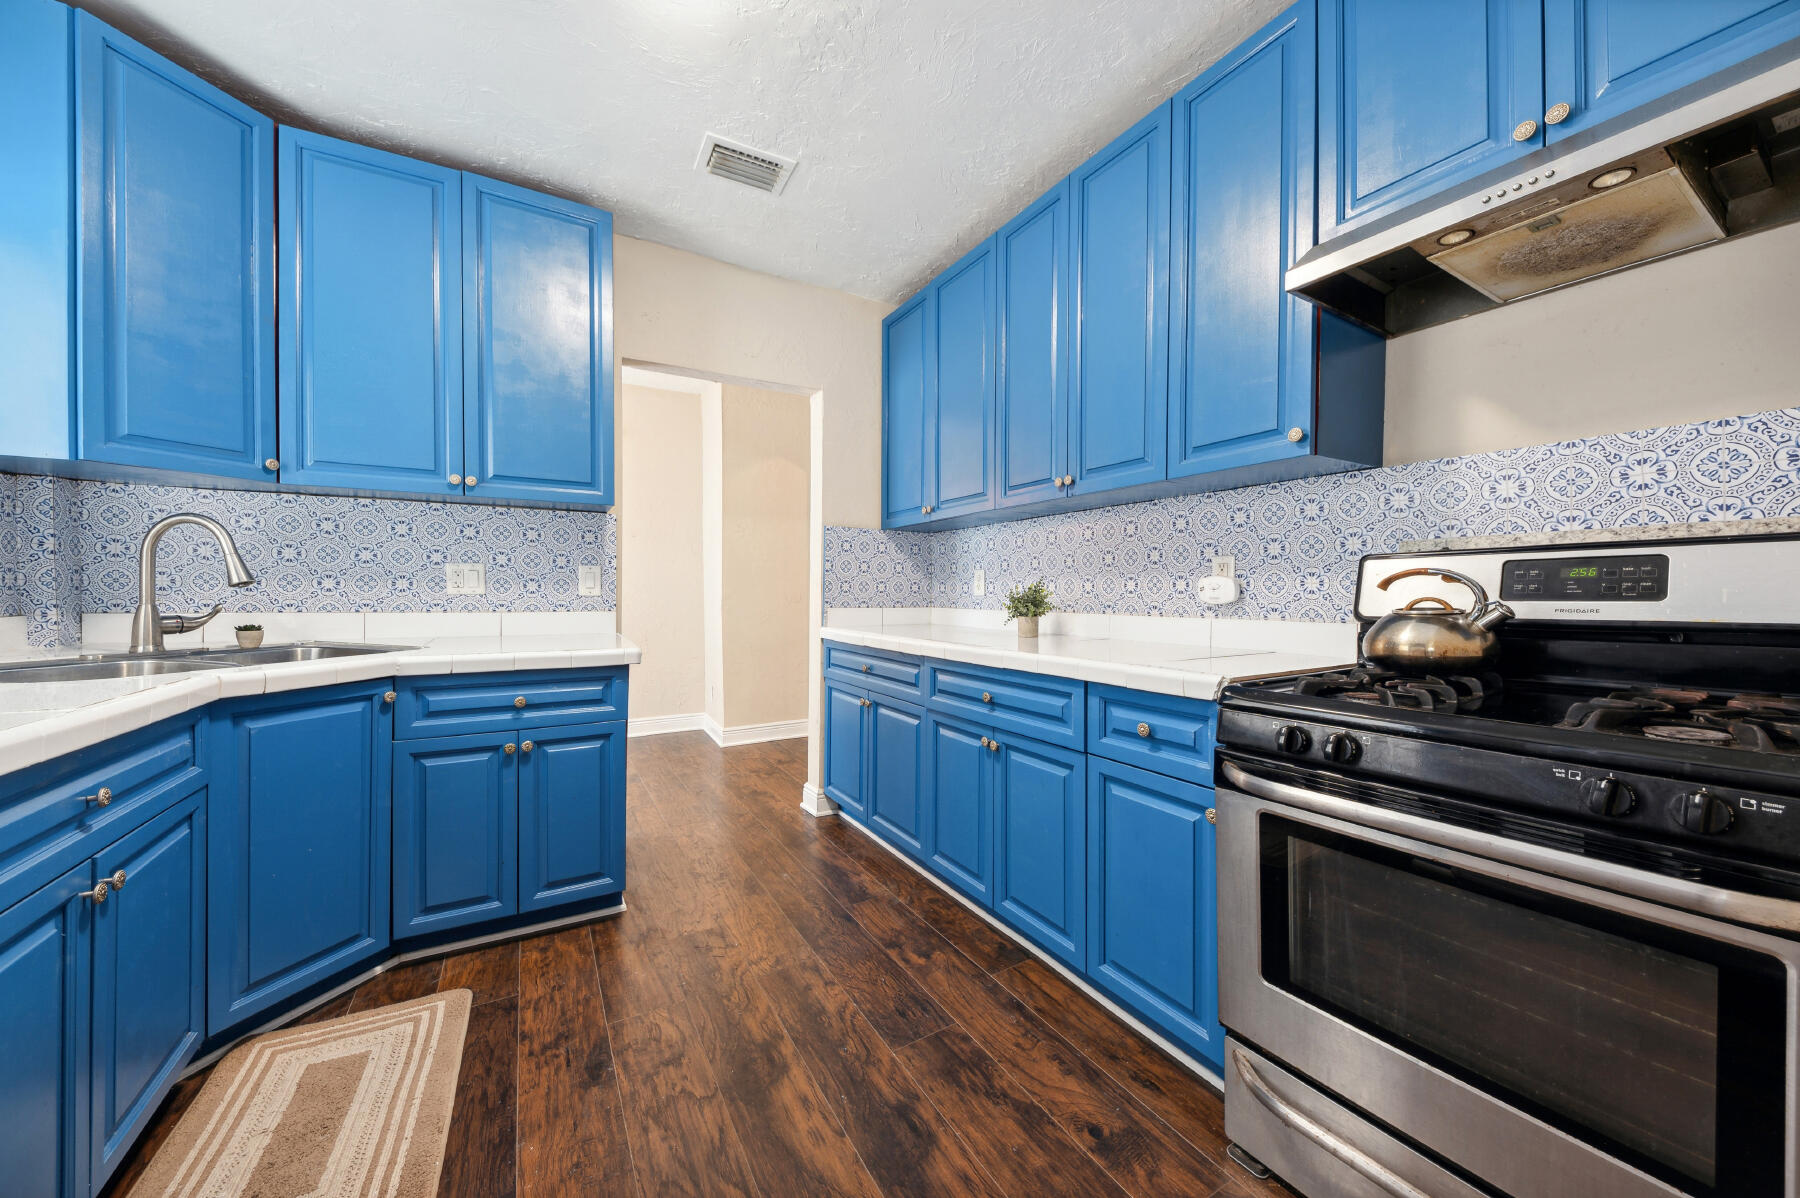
top-left (1672, 789), bottom-right (1733, 835)
top-left (1274, 725), bottom-right (1312, 755)
top-left (1581, 776), bottom-right (1635, 818)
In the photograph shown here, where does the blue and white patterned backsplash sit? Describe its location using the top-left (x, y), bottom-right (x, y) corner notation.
top-left (2, 474), bottom-right (616, 647)
top-left (824, 407), bottom-right (1800, 622)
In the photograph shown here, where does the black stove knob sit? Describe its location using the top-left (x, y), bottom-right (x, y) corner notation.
top-left (1274, 725), bottom-right (1312, 755)
top-left (1580, 776), bottom-right (1635, 818)
top-left (1322, 732), bottom-right (1361, 765)
top-left (1671, 789), bottom-right (1734, 836)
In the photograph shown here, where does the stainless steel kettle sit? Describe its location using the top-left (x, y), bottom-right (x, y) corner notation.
top-left (1361, 567), bottom-right (1515, 671)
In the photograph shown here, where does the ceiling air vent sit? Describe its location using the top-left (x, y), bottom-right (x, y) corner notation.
top-left (695, 132), bottom-right (796, 195)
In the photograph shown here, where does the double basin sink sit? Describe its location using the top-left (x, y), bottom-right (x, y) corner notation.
top-left (0, 643), bottom-right (417, 684)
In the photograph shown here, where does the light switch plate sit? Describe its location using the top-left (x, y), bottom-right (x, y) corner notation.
top-left (578, 565), bottom-right (604, 596)
top-left (445, 563), bottom-right (486, 595)
top-left (972, 568), bottom-right (986, 597)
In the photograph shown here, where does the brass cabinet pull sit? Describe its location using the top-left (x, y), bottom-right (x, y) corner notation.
top-left (1287, 427), bottom-right (1305, 443)
top-left (521, 740), bottom-right (534, 752)
top-left (860, 698), bottom-right (872, 708)
top-left (264, 458), bottom-right (280, 472)
top-left (449, 473), bottom-right (463, 485)
top-left (1545, 101), bottom-right (1571, 125)
top-left (1512, 118), bottom-right (1538, 141)
top-left (504, 743), bottom-right (517, 755)
top-left (980, 692), bottom-right (992, 703)
top-left (1206, 808), bottom-right (1217, 824)
top-left (80, 870), bottom-right (127, 903)
top-left (861, 664), bottom-right (870, 672)
top-left (383, 690), bottom-right (396, 703)
top-left (922, 504), bottom-right (933, 515)
top-left (107, 869), bottom-right (126, 890)
top-left (514, 695), bottom-right (528, 708)
top-left (82, 786), bottom-right (114, 807)
top-left (988, 739), bottom-right (1000, 752)
top-left (465, 477), bottom-right (478, 487)
top-left (1137, 722), bottom-right (1152, 738)
top-left (979, 736), bottom-right (991, 749)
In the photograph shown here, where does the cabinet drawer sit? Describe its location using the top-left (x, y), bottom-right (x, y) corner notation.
top-left (0, 718), bottom-right (201, 914)
top-left (824, 643), bottom-right (923, 700)
top-left (395, 668), bottom-right (627, 738)
top-left (1087, 685), bottom-right (1216, 786)
top-left (927, 663), bottom-right (1084, 750)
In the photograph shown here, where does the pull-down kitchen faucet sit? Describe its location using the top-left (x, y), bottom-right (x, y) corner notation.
top-left (129, 513), bottom-right (257, 653)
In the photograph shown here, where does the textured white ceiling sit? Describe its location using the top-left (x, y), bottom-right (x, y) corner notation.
top-left (80, 0), bottom-right (1288, 302)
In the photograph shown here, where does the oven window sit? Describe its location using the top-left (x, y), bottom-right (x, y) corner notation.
top-left (1261, 818), bottom-right (1787, 1197)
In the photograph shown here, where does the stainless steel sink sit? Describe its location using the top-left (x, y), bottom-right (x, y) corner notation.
top-left (199, 642), bottom-right (415, 666)
top-left (0, 642), bottom-right (416, 684)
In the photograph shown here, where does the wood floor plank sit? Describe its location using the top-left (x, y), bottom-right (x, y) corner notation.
top-left (95, 1074), bottom-right (206, 1198)
top-left (610, 1007), bottom-right (762, 1198)
top-left (517, 927), bottom-right (638, 1198)
top-left (437, 994), bottom-right (518, 1198)
top-left (757, 958), bottom-right (1008, 1198)
top-left (438, 940), bottom-right (520, 1006)
top-left (348, 956), bottom-right (444, 1012)
top-left (895, 1026), bottom-right (1134, 1198)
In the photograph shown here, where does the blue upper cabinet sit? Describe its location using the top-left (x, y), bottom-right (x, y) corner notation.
top-left (1170, 5), bottom-right (1319, 480)
top-left (1317, 0), bottom-right (1543, 240)
top-left (73, 13), bottom-right (277, 482)
top-left (929, 238), bottom-right (998, 520)
top-left (278, 129), bottom-right (463, 495)
top-left (1542, 0), bottom-right (1800, 142)
top-left (1068, 104), bottom-right (1171, 496)
top-left (996, 183), bottom-right (1071, 510)
top-left (462, 173), bottom-right (614, 505)
top-left (881, 291), bottom-right (934, 527)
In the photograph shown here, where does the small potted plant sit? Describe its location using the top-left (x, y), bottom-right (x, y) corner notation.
top-left (234, 623), bottom-right (264, 649)
top-left (1003, 578), bottom-right (1055, 641)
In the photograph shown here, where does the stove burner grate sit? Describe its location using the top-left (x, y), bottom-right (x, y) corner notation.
top-left (1293, 666), bottom-right (1502, 714)
top-left (1558, 688), bottom-right (1800, 754)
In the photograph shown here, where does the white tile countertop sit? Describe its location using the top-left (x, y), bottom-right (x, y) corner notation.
top-left (822, 608), bottom-right (1358, 700)
top-left (0, 619), bottom-right (641, 781)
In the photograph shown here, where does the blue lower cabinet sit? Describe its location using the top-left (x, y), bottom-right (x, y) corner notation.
top-left (823, 682), bottom-right (870, 819)
top-left (867, 695), bottom-right (929, 859)
top-left (0, 862), bottom-right (92, 1198)
top-left (89, 790), bottom-right (205, 1190)
top-left (208, 684), bottom-right (392, 1035)
top-left (518, 723), bottom-right (626, 912)
top-left (925, 714), bottom-right (994, 906)
top-left (392, 732), bottom-right (518, 937)
top-left (1086, 756), bottom-right (1222, 1069)
top-left (992, 735), bottom-right (1087, 969)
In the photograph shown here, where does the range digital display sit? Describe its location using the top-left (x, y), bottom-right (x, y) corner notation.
top-left (1500, 554), bottom-right (1670, 602)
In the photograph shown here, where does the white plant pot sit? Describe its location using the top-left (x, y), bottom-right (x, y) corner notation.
top-left (235, 629), bottom-right (264, 649)
top-left (1015, 616), bottom-right (1040, 640)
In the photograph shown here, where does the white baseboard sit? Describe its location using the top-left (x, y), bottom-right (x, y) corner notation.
top-left (800, 782), bottom-right (838, 818)
top-left (629, 712), bottom-right (710, 738)
top-left (705, 716), bottom-right (809, 747)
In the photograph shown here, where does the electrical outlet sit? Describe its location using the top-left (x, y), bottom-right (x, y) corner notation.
top-left (445, 563), bottom-right (486, 595)
top-left (972, 568), bottom-right (986, 597)
top-left (578, 565), bottom-right (604, 596)
top-left (1211, 556), bottom-right (1235, 579)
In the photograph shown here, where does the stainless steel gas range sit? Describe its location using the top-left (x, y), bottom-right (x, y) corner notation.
top-left (1216, 533), bottom-right (1800, 1198)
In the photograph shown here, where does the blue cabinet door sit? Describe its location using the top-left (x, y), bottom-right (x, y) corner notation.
top-left (882, 291), bottom-right (934, 527)
top-left (992, 735), bottom-right (1086, 969)
top-left (925, 713), bottom-right (993, 906)
top-left (209, 684), bottom-right (392, 1034)
top-left (1318, 0), bottom-right (1543, 240)
top-left (1543, 0), bottom-right (1800, 142)
top-left (462, 173), bottom-right (613, 504)
top-left (1170, 7), bottom-right (1321, 480)
top-left (0, 863), bottom-right (91, 1198)
top-left (1069, 105), bottom-right (1171, 496)
top-left (392, 732), bottom-right (517, 937)
top-left (519, 722), bottom-right (626, 913)
top-left (867, 695), bottom-right (929, 859)
top-left (89, 790), bottom-right (205, 1190)
top-left (278, 129), bottom-right (463, 495)
top-left (996, 183), bottom-right (1071, 509)
top-left (930, 238), bottom-right (997, 519)
top-left (74, 13), bottom-right (277, 482)
top-left (1086, 757), bottom-right (1222, 1070)
top-left (823, 683), bottom-right (869, 819)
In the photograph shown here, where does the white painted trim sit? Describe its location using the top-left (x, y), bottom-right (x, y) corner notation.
top-left (800, 782), bottom-right (838, 818)
top-left (181, 900), bottom-right (626, 1074)
top-left (836, 815), bottom-right (1227, 1093)
top-left (712, 717), bottom-right (809, 746)
top-left (629, 712), bottom-right (710, 738)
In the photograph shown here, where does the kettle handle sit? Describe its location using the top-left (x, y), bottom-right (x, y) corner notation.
top-left (1401, 596), bottom-right (1455, 611)
top-left (1376, 566), bottom-right (1491, 611)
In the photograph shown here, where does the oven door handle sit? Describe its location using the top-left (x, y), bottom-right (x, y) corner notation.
top-left (1221, 760), bottom-right (1800, 934)
top-left (1231, 1047), bottom-right (1434, 1198)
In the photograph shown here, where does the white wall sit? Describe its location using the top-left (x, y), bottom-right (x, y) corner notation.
top-left (616, 382), bottom-right (704, 721)
top-left (1384, 221), bottom-right (1800, 464)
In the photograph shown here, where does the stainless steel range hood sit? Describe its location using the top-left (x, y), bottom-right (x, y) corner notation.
top-left (1290, 45), bottom-right (1800, 336)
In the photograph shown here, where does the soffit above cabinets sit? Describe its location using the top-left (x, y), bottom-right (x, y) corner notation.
top-left (77, 0), bottom-right (1290, 303)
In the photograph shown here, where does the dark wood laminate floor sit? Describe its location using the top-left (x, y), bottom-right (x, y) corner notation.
top-left (104, 733), bottom-right (1293, 1198)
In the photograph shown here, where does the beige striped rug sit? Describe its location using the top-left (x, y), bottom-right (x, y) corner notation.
top-left (129, 990), bottom-right (471, 1198)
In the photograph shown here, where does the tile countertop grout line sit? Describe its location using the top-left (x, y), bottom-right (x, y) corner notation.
top-left (0, 633), bottom-right (644, 781)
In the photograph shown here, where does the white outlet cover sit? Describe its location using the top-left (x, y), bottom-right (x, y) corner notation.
top-left (972, 568), bottom-right (986, 597)
top-left (1196, 575), bottom-right (1240, 605)
top-left (445, 563), bottom-right (486, 595)
top-left (1211, 556), bottom-right (1235, 579)
top-left (578, 565), bottom-right (604, 596)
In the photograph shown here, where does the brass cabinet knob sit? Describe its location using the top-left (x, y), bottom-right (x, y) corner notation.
top-left (83, 786), bottom-right (114, 807)
top-left (449, 473), bottom-right (463, 485)
top-left (1137, 722), bottom-right (1151, 738)
top-left (861, 664), bottom-right (871, 672)
top-left (466, 477), bottom-right (477, 487)
top-left (106, 869), bottom-right (126, 890)
top-left (1512, 118), bottom-right (1538, 142)
top-left (264, 458), bottom-right (279, 471)
top-left (979, 736), bottom-right (991, 749)
top-left (1287, 427), bottom-right (1305, 443)
top-left (987, 739), bottom-right (1000, 752)
top-left (860, 698), bottom-right (871, 708)
top-left (922, 504), bottom-right (933, 515)
top-left (521, 740), bottom-right (534, 752)
top-left (1205, 808), bottom-right (1217, 824)
top-left (1545, 101), bottom-right (1571, 125)
top-left (504, 743), bottom-right (517, 755)
top-left (980, 692), bottom-right (992, 703)
top-left (383, 690), bottom-right (396, 703)
top-left (514, 695), bottom-right (528, 708)
top-left (81, 881), bottom-right (111, 903)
